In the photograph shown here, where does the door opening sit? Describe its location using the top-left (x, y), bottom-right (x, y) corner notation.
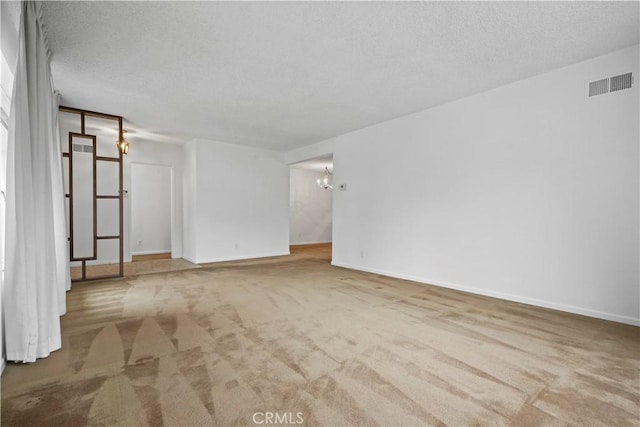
top-left (130, 163), bottom-right (172, 261)
top-left (288, 154), bottom-right (333, 263)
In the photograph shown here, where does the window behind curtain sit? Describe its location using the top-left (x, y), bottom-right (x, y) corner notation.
top-left (1, 51), bottom-right (13, 274)
top-left (1, 49), bottom-right (14, 367)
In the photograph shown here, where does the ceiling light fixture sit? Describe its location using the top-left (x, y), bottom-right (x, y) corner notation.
top-left (116, 130), bottom-right (129, 155)
top-left (317, 166), bottom-right (333, 190)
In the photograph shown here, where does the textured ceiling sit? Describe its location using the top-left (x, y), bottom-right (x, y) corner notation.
top-left (40, 1), bottom-right (639, 151)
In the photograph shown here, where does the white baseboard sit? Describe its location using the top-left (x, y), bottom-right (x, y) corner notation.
top-left (131, 249), bottom-right (172, 256)
top-left (331, 261), bottom-right (640, 327)
top-left (196, 251), bottom-right (290, 264)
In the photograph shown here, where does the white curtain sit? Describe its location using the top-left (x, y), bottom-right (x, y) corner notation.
top-left (4, 0), bottom-right (70, 363)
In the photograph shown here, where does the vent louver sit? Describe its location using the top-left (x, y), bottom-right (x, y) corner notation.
top-left (588, 72), bottom-right (633, 98)
top-left (72, 143), bottom-right (93, 153)
top-left (589, 78), bottom-right (609, 97)
top-left (610, 72), bottom-right (633, 92)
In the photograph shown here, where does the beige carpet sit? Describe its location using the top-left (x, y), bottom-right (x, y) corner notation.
top-left (1, 250), bottom-right (639, 426)
top-left (70, 257), bottom-right (201, 281)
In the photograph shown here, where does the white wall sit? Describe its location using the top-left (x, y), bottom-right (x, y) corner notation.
top-left (63, 137), bottom-right (185, 265)
top-left (327, 45), bottom-right (639, 325)
top-left (285, 138), bottom-right (335, 165)
top-left (69, 147), bottom-right (95, 259)
top-left (183, 139), bottom-right (289, 263)
top-left (130, 163), bottom-right (172, 255)
top-left (182, 140), bottom-right (197, 262)
top-left (289, 168), bottom-right (332, 244)
top-left (58, 116), bottom-right (121, 266)
top-left (124, 140), bottom-right (184, 261)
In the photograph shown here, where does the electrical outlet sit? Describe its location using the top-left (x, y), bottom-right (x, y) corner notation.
top-left (137, 240), bottom-right (143, 246)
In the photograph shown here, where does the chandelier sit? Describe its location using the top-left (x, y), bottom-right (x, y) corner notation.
top-left (317, 166), bottom-right (333, 190)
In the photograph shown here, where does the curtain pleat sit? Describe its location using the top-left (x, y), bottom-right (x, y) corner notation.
top-left (4, 0), bottom-right (70, 363)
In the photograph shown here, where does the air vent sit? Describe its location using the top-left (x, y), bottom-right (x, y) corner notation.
top-left (610, 72), bottom-right (633, 93)
top-left (588, 72), bottom-right (633, 98)
top-left (589, 78), bottom-right (609, 97)
top-left (72, 143), bottom-right (93, 153)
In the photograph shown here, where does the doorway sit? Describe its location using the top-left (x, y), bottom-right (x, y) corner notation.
top-left (289, 154), bottom-right (333, 262)
top-left (130, 163), bottom-right (172, 260)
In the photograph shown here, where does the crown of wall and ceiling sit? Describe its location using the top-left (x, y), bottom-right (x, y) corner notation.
top-left (38, 1), bottom-right (640, 151)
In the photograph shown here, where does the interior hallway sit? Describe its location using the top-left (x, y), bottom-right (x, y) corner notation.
top-left (2, 244), bottom-right (638, 426)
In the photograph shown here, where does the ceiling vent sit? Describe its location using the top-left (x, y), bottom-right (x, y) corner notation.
top-left (587, 72), bottom-right (633, 98)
